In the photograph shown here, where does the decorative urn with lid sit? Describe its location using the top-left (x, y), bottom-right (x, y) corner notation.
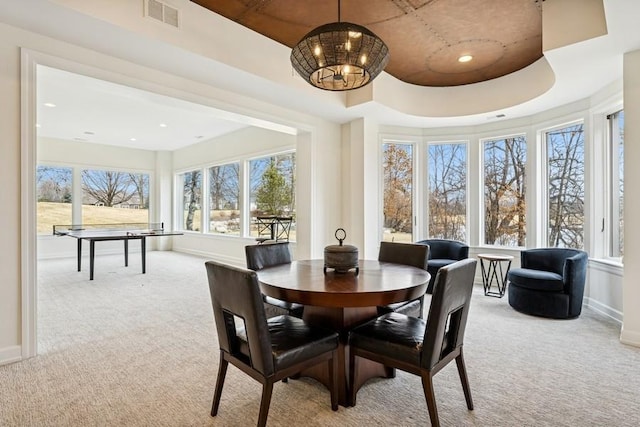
top-left (324, 228), bottom-right (359, 275)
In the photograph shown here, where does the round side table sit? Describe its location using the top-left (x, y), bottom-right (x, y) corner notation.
top-left (477, 254), bottom-right (514, 298)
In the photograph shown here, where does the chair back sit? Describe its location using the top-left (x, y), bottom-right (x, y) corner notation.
top-left (520, 248), bottom-right (586, 277)
top-left (416, 239), bottom-right (469, 260)
top-left (205, 260), bottom-right (275, 376)
top-left (421, 258), bottom-right (477, 369)
top-left (274, 217), bottom-right (292, 241)
top-left (245, 242), bottom-right (292, 271)
top-left (378, 241), bottom-right (429, 269)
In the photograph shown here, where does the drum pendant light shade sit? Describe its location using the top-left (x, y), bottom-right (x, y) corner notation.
top-left (290, 21), bottom-right (390, 91)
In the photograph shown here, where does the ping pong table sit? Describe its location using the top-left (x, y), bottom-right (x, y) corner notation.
top-left (53, 222), bottom-right (182, 280)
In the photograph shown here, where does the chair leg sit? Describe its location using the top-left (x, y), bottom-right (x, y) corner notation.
top-left (421, 372), bottom-right (440, 427)
top-left (211, 355), bottom-right (229, 417)
top-left (257, 381), bottom-right (274, 427)
top-left (349, 351), bottom-right (358, 406)
top-left (455, 352), bottom-right (474, 410)
top-left (329, 350), bottom-right (339, 411)
top-left (384, 366), bottom-right (397, 378)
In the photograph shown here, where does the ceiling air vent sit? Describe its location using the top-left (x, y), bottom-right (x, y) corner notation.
top-left (144, 0), bottom-right (180, 29)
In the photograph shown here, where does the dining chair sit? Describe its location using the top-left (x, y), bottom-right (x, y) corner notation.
top-left (349, 258), bottom-right (478, 427)
top-left (254, 216), bottom-right (292, 243)
top-left (205, 260), bottom-right (339, 427)
top-left (415, 239), bottom-right (469, 294)
top-left (376, 241), bottom-right (430, 319)
top-left (245, 242), bottom-right (304, 318)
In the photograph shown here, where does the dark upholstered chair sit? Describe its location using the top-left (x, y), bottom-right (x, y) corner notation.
top-left (415, 239), bottom-right (469, 294)
top-left (376, 241), bottom-right (430, 319)
top-left (205, 261), bottom-right (339, 427)
top-left (245, 242), bottom-right (304, 318)
top-left (349, 259), bottom-right (477, 427)
top-left (507, 248), bottom-right (588, 319)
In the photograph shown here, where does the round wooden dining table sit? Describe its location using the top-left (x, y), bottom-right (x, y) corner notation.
top-left (257, 259), bottom-right (431, 407)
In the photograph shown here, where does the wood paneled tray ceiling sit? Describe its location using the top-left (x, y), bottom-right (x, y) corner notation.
top-left (193, 0), bottom-right (543, 87)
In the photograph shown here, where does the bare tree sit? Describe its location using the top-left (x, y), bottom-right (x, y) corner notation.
top-left (429, 144), bottom-right (466, 240)
top-left (383, 144), bottom-right (412, 233)
top-left (484, 137), bottom-right (527, 246)
top-left (128, 173), bottom-right (149, 208)
top-left (547, 125), bottom-right (584, 248)
top-left (37, 166), bottom-right (72, 203)
top-left (183, 170), bottom-right (201, 231)
top-left (82, 170), bottom-right (135, 207)
top-left (210, 164), bottom-right (239, 211)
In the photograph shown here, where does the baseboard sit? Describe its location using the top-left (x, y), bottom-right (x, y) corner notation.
top-left (584, 297), bottom-right (623, 324)
top-left (620, 327), bottom-right (640, 348)
top-left (0, 345), bottom-right (22, 366)
top-left (172, 248), bottom-right (244, 267)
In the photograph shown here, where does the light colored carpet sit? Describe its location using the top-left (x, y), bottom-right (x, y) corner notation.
top-left (1, 251), bottom-right (639, 426)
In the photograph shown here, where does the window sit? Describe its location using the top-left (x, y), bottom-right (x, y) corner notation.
top-left (545, 123), bottom-right (585, 248)
top-left (249, 152), bottom-right (296, 240)
top-left (178, 170), bottom-right (202, 231)
top-left (609, 110), bottom-right (624, 258)
top-left (36, 165), bottom-right (72, 234)
top-left (382, 143), bottom-right (413, 242)
top-left (208, 163), bottom-right (240, 235)
top-left (483, 135), bottom-right (527, 246)
top-left (428, 142), bottom-right (467, 241)
top-left (81, 169), bottom-right (149, 225)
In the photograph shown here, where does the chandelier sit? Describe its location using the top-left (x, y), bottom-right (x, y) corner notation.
top-left (290, 0), bottom-right (390, 91)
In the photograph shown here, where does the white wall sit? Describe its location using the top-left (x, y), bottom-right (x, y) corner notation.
top-left (38, 136), bottom-right (157, 170)
top-left (0, 24), bottom-right (23, 364)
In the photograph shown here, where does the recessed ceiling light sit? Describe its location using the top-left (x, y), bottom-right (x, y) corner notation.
top-left (43, 102), bottom-right (57, 108)
top-left (35, 124), bottom-right (41, 128)
top-left (84, 131), bottom-right (95, 135)
top-left (458, 55), bottom-right (473, 63)
top-left (130, 138), bottom-right (137, 141)
top-left (159, 123), bottom-right (167, 128)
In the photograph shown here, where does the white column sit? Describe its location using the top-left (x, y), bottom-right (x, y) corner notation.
top-left (154, 151), bottom-right (173, 251)
top-left (342, 118), bottom-right (380, 259)
top-left (621, 49), bottom-right (640, 347)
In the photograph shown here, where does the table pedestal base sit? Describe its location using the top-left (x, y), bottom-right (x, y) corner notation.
top-left (301, 306), bottom-right (392, 407)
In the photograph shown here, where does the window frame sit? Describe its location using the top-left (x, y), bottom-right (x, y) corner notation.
top-left (37, 163), bottom-right (153, 235)
top-left (175, 168), bottom-right (203, 233)
top-left (425, 140), bottom-right (469, 242)
top-left (607, 109), bottom-right (624, 260)
top-left (479, 133), bottom-right (528, 248)
top-left (379, 137), bottom-right (418, 243)
top-left (247, 150), bottom-right (297, 240)
top-left (540, 120), bottom-right (586, 249)
top-left (207, 161), bottom-right (241, 236)
top-left (175, 148), bottom-right (296, 240)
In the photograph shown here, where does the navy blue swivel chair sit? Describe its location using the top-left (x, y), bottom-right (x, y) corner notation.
top-left (507, 248), bottom-right (588, 319)
top-left (415, 239), bottom-right (469, 294)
